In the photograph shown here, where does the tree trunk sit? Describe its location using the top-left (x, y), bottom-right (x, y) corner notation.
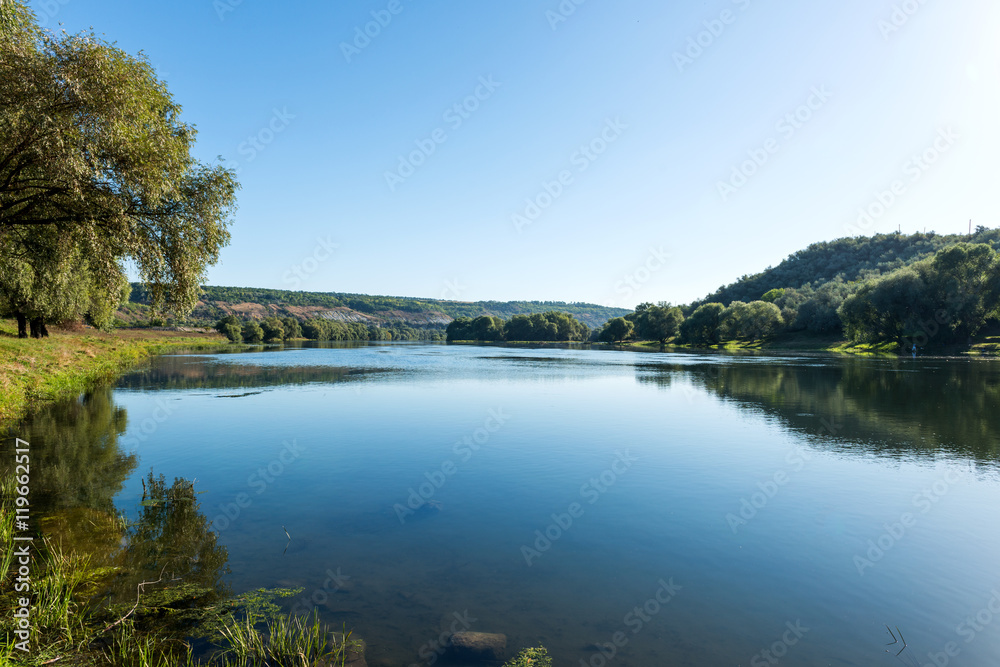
top-left (16, 313), bottom-right (27, 338)
top-left (29, 317), bottom-right (48, 339)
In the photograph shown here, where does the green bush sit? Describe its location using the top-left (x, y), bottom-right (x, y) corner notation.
top-left (503, 646), bottom-right (552, 667)
top-left (222, 323), bottom-right (242, 343)
top-left (241, 321), bottom-right (264, 344)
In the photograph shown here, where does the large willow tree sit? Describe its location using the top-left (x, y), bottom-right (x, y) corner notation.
top-left (0, 2), bottom-right (238, 337)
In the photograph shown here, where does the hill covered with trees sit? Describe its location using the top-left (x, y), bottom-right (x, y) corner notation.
top-left (121, 284), bottom-right (630, 335)
top-left (697, 228), bottom-right (1000, 307)
top-left (594, 228), bottom-right (1000, 352)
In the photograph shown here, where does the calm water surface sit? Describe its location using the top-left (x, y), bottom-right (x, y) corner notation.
top-left (15, 343), bottom-right (1000, 666)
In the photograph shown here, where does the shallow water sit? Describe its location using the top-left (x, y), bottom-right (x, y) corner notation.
top-left (15, 343), bottom-right (1000, 666)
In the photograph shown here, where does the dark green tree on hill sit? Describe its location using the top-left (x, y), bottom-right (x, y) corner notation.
top-left (599, 317), bottom-right (635, 344)
top-left (680, 303), bottom-right (725, 344)
top-left (719, 301), bottom-right (783, 341)
top-left (215, 315), bottom-right (243, 342)
top-left (840, 243), bottom-right (1000, 347)
top-left (631, 303), bottom-right (684, 344)
top-left (280, 316), bottom-right (302, 340)
top-left (241, 321), bottom-right (265, 344)
top-left (260, 317), bottom-right (285, 343)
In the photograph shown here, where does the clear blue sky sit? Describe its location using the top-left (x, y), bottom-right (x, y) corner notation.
top-left (36, 0), bottom-right (1000, 307)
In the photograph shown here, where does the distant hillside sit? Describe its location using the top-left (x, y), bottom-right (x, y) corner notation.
top-left (695, 228), bottom-right (1000, 308)
top-left (119, 285), bottom-right (630, 329)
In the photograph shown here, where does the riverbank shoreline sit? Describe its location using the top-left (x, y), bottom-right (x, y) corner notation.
top-left (0, 320), bottom-right (230, 428)
top-left (452, 332), bottom-right (1000, 358)
top-left (6, 324), bottom-right (995, 431)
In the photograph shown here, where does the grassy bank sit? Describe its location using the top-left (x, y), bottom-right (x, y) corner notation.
top-left (0, 320), bottom-right (229, 427)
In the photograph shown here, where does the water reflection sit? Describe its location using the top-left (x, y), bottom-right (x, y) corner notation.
top-left (6, 391), bottom-right (230, 639)
top-left (116, 352), bottom-right (395, 393)
top-left (13, 388), bottom-right (136, 514)
top-left (636, 356), bottom-right (1000, 461)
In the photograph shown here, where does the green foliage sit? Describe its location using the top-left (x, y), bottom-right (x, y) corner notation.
top-left (632, 303), bottom-right (684, 343)
top-left (279, 316), bottom-right (302, 340)
top-left (445, 315), bottom-right (505, 342)
top-left (503, 315), bottom-right (555, 342)
top-left (260, 317), bottom-right (285, 343)
top-left (719, 300), bottom-right (783, 341)
top-left (0, 230), bottom-right (132, 336)
top-left (839, 243), bottom-right (1000, 347)
top-left (0, 6), bottom-right (238, 335)
top-left (502, 646), bottom-right (552, 667)
top-left (301, 318), bottom-right (377, 341)
top-left (696, 229), bottom-right (1000, 309)
top-left (151, 284), bottom-right (629, 329)
top-left (446, 312), bottom-right (589, 342)
top-left (599, 317), bottom-right (634, 344)
top-left (0, 0), bottom-right (36, 37)
top-left (474, 315), bottom-right (506, 341)
top-left (680, 303), bottom-right (725, 344)
top-left (507, 312), bottom-right (588, 342)
top-left (611, 230), bottom-right (1000, 348)
top-left (214, 316), bottom-right (243, 343)
top-left (761, 288), bottom-right (786, 303)
top-left (792, 280), bottom-right (854, 333)
top-left (224, 324), bottom-right (242, 343)
top-left (241, 322), bottom-right (264, 344)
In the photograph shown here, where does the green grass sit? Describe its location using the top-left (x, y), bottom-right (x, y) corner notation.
top-left (502, 647), bottom-right (552, 667)
top-left (0, 319), bottom-right (229, 427)
top-left (0, 512), bottom-right (360, 667)
top-left (827, 340), bottom-right (900, 355)
top-left (216, 611), bottom-right (360, 667)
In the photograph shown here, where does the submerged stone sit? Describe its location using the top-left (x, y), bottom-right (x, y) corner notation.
top-left (449, 631), bottom-right (507, 662)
